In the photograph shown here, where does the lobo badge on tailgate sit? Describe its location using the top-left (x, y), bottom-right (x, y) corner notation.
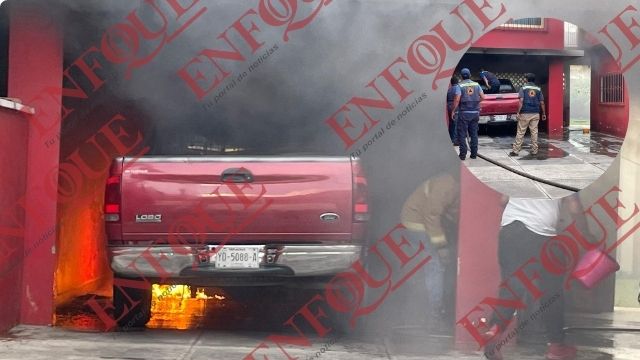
top-left (135, 214), bottom-right (162, 223)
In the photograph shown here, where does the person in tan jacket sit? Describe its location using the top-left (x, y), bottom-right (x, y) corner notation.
top-left (400, 171), bottom-right (460, 329)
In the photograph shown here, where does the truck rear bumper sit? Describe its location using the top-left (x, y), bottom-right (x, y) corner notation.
top-left (109, 244), bottom-right (362, 281)
top-left (479, 114), bottom-right (517, 124)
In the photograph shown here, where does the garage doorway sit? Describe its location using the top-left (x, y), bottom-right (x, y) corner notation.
top-left (569, 65), bottom-right (591, 129)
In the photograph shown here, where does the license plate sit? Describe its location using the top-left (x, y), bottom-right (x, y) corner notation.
top-left (212, 246), bottom-right (261, 269)
top-left (494, 115), bottom-right (508, 121)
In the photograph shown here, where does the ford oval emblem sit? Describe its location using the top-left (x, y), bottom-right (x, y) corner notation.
top-left (320, 213), bottom-right (340, 222)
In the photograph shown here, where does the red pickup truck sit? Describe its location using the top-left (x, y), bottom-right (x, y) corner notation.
top-left (105, 156), bottom-right (368, 327)
top-left (479, 78), bottom-right (520, 124)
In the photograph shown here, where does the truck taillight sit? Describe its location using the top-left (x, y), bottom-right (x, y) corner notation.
top-left (105, 175), bottom-right (121, 222)
top-left (351, 158), bottom-right (369, 222)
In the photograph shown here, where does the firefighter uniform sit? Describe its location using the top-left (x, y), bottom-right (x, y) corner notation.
top-left (457, 79), bottom-right (483, 159)
top-left (513, 82), bottom-right (545, 155)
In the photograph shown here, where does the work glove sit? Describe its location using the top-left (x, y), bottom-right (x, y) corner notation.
top-left (431, 234), bottom-right (447, 248)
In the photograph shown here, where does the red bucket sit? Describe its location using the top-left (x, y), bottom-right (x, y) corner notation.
top-left (572, 248), bottom-right (620, 289)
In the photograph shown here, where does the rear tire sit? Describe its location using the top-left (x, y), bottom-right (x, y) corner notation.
top-left (113, 276), bottom-right (152, 329)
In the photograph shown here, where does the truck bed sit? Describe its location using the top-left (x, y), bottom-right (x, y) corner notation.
top-left (105, 156), bottom-right (367, 284)
top-left (107, 156), bottom-right (360, 245)
top-left (480, 93), bottom-right (520, 116)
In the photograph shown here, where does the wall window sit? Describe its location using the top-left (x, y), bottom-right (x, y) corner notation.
top-left (564, 22), bottom-right (579, 47)
top-left (600, 73), bottom-right (625, 104)
top-left (499, 18), bottom-right (545, 30)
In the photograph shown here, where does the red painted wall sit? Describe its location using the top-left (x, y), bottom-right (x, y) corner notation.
top-left (473, 19), bottom-right (565, 50)
top-left (590, 48), bottom-right (629, 138)
top-left (455, 167), bottom-right (503, 346)
top-left (547, 59), bottom-right (564, 136)
top-left (0, 108), bottom-right (28, 332)
top-left (8, 3), bottom-right (63, 325)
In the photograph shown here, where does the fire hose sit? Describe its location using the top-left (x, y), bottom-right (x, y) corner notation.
top-left (463, 133), bottom-right (580, 192)
top-left (476, 152), bottom-right (580, 192)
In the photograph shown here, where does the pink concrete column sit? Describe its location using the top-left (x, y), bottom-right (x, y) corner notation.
top-left (547, 59), bottom-right (565, 137)
top-left (0, 106), bottom-right (29, 332)
top-left (8, 3), bottom-right (63, 325)
top-left (455, 166), bottom-right (503, 346)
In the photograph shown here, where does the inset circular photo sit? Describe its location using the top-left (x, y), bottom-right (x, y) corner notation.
top-left (446, 19), bottom-right (628, 199)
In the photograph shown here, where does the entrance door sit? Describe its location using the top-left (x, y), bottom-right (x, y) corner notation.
top-left (569, 65), bottom-right (591, 129)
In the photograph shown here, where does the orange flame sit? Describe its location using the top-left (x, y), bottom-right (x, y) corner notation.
top-left (147, 285), bottom-right (226, 329)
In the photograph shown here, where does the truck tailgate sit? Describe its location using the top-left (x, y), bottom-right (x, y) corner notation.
top-left (481, 93), bottom-right (520, 115)
top-left (118, 157), bottom-right (353, 244)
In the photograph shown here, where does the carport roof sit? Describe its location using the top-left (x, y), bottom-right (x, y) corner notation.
top-left (468, 48), bottom-right (584, 57)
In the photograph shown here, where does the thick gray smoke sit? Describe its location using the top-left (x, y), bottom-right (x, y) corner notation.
top-left (51, 0), bottom-right (459, 235)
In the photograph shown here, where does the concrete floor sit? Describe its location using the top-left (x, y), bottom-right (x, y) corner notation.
top-left (2, 291), bottom-right (640, 360)
top-left (2, 309), bottom-right (640, 359)
top-left (460, 128), bottom-right (622, 199)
